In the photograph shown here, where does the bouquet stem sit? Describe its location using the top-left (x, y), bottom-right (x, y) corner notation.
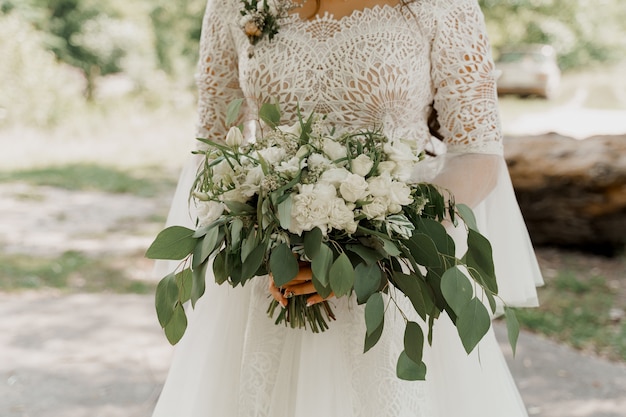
top-left (267, 296), bottom-right (336, 333)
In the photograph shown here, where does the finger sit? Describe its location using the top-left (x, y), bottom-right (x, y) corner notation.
top-left (282, 281), bottom-right (317, 296)
top-left (268, 275), bottom-right (287, 307)
top-left (306, 292), bottom-right (334, 306)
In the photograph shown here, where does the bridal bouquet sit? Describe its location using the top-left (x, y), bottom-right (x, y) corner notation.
top-left (146, 100), bottom-right (519, 380)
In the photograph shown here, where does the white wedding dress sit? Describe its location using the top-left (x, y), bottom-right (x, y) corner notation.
top-left (152, 0), bottom-right (544, 416)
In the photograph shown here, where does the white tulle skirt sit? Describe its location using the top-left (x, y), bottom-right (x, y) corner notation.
top-left (151, 154), bottom-right (543, 417)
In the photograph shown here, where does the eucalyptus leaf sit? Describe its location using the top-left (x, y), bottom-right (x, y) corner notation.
top-left (304, 227), bottom-right (323, 260)
top-left (364, 292), bottom-right (384, 337)
top-left (354, 262), bottom-right (382, 304)
top-left (456, 203), bottom-right (478, 231)
top-left (259, 102), bottom-right (281, 127)
top-left (465, 229), bottom-right (497, 293)
top-left (346, 244), bottom-right (383, 265)
top-left (164, 303), bottom-right (188, 345)
top-left (396, 351), bottom-right (427, 381)
top-left (380, 238), bottom-right (401, 257)
top-left (404, 321), bottom-right (425, 364)
top-left (146, 226), bottom-right (197, 260)
top-left (406, 233), bottom-right (441, 268)
top-left (230, 218), bottom-right (244, 249)
top-left (224, 200), bottom-right (256, 215)
top-left (269, 243), bottom-right (299, 287)
top-left (213, 250), bottom-right (228, 284)
top-left (277, 195), bottom-right (292, 229)
top-left (192, 226), bottom-right (220, 268)
top-left (456, 297), bottom-right (491, 353)
top-left (191, 261), bottom-right (208, 307)
top-left (311, 244), bottom-right (333, 287)
top-left (241, 243), bottom-right (266, 283)
top-left (417, 218), bottom-right (455, 257)
top-left (175, 268), bottom-right (193, 304)
top-left (440, 266), bottom-right (473, 316)
top-left (225, 98), bottom-right (245, 126)
top-left (155, 273), bottom-right (178, 328)
top-left (329, 252), bottom-right (355, 297)
top-left (392, 272), bottom-right (427, 320)
top-left (241, 230), bottom-right (258, 263)
top-left (505, 307), bottom-right (520, 356)
top-left (363, 318), bottom-right (384, 353)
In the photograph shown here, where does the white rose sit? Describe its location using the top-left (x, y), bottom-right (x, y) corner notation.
top-left (222, 188), bottom-right (248, 203)
top-left (367, 174), bottom-right (392, 198)
top-left (388, 181), bottom-right (413, 206)
top-left (225, 126), bottom-right (244, 147)
top-left (384, 140), bottom-right (420, 163)
top-left (339, 173), bottom-right (369, 203)
top-left (314, 182), bottom-right (338, 199)
top-left (257, 147), bottom-right (287, 166)
top-left (361, 196), bottom-right (389, 220)
top-left (276, 156), bottom-right (304, 177)
top-left (212, 160), bottom-right (235, 184)
top-left (323, 138), bottom-right (348, 161)
top-left (328, 198), bottom-right (358, 234)
top-left (319, 167), bottom-right (350, 187)
top-left (239, 165), bottom-right (265, 197)
top-left (350, 154), bottom-right (374, 177)
top-left (196, 200), bottom-right (225, 226)
top-left (393, 163), bottom-right (414, 182)
top-left (289, 185), bottom-right (330, 235)
top-left (377, 161), bottom-right (397, 176)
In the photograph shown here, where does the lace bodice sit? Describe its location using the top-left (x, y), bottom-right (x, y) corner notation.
top-left (195, 0), bottom-right (503, 155)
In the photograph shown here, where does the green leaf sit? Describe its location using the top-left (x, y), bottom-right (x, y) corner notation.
top-left (241, 230), bottom-right (258, 263)
top-left (365, 292), bottom-right (384, 337)
top-left (417, 218), bottom-right (455, 257)
top-left (392, 272), bottom-right (428, 320)
top-left (164, 303), bottom-right (188, 345)
top-left (175, 268), bottom-right (193, 304)
top-left (225, 98), bottom-right (245, 126)
top-left (191, 261), bottom-right (208, 307)
top-left (155, 273), bottom-right (178, 328)
top-left (505, 307), bottom-right (520, 356)
top-left (213, 250), bottom-right (228, 285)
top-left (396, 351), bottom-right (427, 381)
top-left (404, 321), bottom-right (425, 364)
top-left (230, 219), bottom-right (244, 249)
top-left (456, 203), bottom-right (478, 231)
top-left (354, 262), bottom-right (382, 304)
top-left (304, 227), bottom-right (323, 260)
top-left (146, 226), bottom-right (197, 260)
top-left (311, 243), bottom-right (333, 288)
top-left (259, 102), bottom-right (281, 128)
top-left (223, 200), bottom-right (256, 215)
top-left (364, 317), bottom-right (384, 353)
top-left (241, 243), bottom-right (266, 283)
top-left (192, 225), bottom-right (220, 268)
top-left (269, 243), bottom-right (299, 287)
top-left (329, 252), bottom-right (355, 297)
top-left (406, 233), bottom-right (441, 268)
top-left (456, 298), bottom-right (491, 353)
top-left (440, 266), bottom-right (473, 316)
top-left (345, 244), bottom-right (383, 265)
top-left (465, 229), bottom-right (497, 293)
top-left (380, 238), bottom-right (401, 257)
top-left (277, 195), bottom-right (292, 229)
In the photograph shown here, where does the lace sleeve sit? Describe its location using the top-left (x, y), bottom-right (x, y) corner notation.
top-left (430, 0), bottom-right (503, 155)
top-left (195, 0), bottom-right (244, 143)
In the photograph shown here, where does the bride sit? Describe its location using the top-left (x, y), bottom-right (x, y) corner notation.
top-left (152, 0), bottom-right (544, 415)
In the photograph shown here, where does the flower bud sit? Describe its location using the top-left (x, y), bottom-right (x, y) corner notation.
top-left (225, 126), bottom-right (244, 147)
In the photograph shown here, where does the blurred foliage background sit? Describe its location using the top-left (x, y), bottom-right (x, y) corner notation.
top-left (1, 0), bottom-right (625, 127)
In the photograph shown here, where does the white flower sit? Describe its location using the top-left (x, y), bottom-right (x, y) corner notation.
top-left (384, 140), bottom-right (420, 164)
top-left (339, 173), bottom-right (369, 203)
top-left (276, 156), bottom-right (305, 177)
top-left (314, 182), bottom-right (338, 199)
top-left (307, 153), bottom-right (331, 171)
top-left (393, 163), bottom-right (415, 182)
top-left (257, 147), bottom-right (287, 166)
top-left (328, 198), bottom-right (358, 234)
top-left (213, 160), bottom-right (236, 185)
top-left (319, 167), bottom-right (350, 187)
top-left (239, 165), bottom-right (265, 197)
top-left (361, 196), bottom-right (389, 220)
top-left (388, 181), bottom-right (413, 207)
top-left (377, 161), bottom-right (397, 176)
top-left (289, 184), bottom-right (330, 235)
top-left (222, 188), bottom-right (248, 203)
top-left (225, 126), bottom-right (244, 147)
top-left (196, 200), bottom-right (225, 226)
top-left (367, 174), bottom-right (392, 198)
top-left (323, 138), bottom-right (348, 161)
top-left (277, 122), bottom-right (302, 137)
top-left (350, 154), bottom-right (374, 177)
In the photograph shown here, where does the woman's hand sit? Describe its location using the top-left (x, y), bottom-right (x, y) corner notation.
top-left (268, 263), bottom-right (334, 307)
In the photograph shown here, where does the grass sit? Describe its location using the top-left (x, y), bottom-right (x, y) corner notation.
top-left (515, 250), bottom-right (626, 362)
top-left (0, 251), bottom-right (155, 294)
top-left (0, 163), bottom-right (177, 197)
